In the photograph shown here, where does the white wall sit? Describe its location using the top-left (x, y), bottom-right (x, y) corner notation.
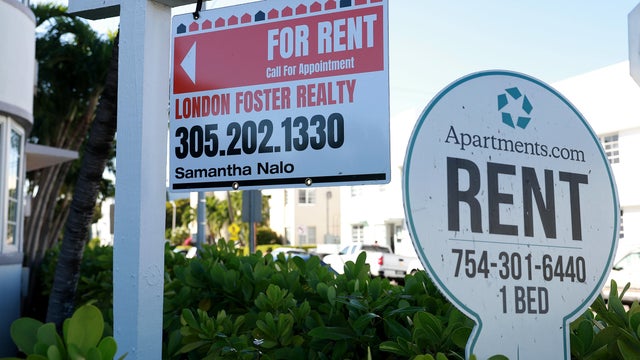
top-left (339, 107), bottom-right (421, 256)
top-left (554, 62), bottom-right (640, 259)
top-left (0, 0), bottom-right (34, 355)
top-left (0, 0), bottom-right (35, 123)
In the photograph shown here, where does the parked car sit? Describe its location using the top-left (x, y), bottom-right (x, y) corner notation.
top-left (265, 246), bottom-right (337, 274)
top-left (322, 243), bottom-right (409, 281)
top-left (405, 257), bottom-right (424, 275)
top-left (173, 245), bottom-right (197, 258)
top-left (267, 247), bottom-right (309, 259)
top-left (602, 249), bottom-right (640, 303)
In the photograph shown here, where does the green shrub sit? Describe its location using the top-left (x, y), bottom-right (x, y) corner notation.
top-left (256, 226), bottom-right (281, 246)
top-left (161, 239), bottom-right (473, 359)
top-left (35, 240), bottom-right (640, 359)
top-left (570, 281), bottom-right (640, 359)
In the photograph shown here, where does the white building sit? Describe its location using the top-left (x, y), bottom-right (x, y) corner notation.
top-left (0, 1), bottom-right (35, 354)
top-left (0, 0), bottom-right (80, 354)
top-left (554, 61), bottom-right (640, 259)
top-left (338, 107), bottom-right (419, 257)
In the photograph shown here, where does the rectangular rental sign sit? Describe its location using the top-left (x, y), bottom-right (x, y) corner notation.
top-left (169, 0), bottom-right (389, 191)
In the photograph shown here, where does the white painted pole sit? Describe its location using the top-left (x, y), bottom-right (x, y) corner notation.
top-left (112, 1), bottom-right (170, 358)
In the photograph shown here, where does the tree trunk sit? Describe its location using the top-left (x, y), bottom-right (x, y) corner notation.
top-left (46, 33), bottom-right (119, 327)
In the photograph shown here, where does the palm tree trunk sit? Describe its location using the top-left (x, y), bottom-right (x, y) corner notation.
top-left (46, 33), bottom-right (119, 327)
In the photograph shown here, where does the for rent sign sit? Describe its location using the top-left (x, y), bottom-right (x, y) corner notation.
top-left (170, 0), bottom-right (389, 191)
top-left (403, 71), bottom-right (619, 359)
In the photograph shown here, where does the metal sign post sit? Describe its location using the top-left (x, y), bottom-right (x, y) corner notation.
top-left (242, 189), bottom-right (262, 253)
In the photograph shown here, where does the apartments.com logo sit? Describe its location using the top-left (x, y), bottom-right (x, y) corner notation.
top-left (498, 87), bottom-right (532, 129)
top-left (443, 83), bottom-right (586, 162)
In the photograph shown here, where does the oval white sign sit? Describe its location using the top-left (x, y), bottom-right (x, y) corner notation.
top-left (403, 71), bottom-right (619, 359)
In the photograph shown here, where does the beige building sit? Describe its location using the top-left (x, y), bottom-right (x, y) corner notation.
top-left (266, 187), bottom-right (341, 252)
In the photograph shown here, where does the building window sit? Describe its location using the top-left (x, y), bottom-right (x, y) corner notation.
top-left (600, 134), bottom-right (619, 164)
top-left (1, 121), bottom-right (24, 254)
top-left (352, 224), bottom-right (364, 242)
top-left (297, 225), bottom-right (316, 244)
top-left (298, 189), bottom-right (315, 204)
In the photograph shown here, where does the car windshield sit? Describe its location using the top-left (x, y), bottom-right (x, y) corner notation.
top-left (338, 246), bottom-right (351, 255)
top-left (614, 252), bottom-right (640, 271)
top-left (361, 245), bottom-right (390, 253)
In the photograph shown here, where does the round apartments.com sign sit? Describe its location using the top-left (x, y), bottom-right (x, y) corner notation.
top-left (403, 71), bottom-right (619, 359)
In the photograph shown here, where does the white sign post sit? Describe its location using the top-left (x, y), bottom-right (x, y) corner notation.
top-left (403, 71), bottom-right (619, 359)
top-left (169, 0), bottom-right (389, 191)
top-left (68, 0), bottom-right (171, 358)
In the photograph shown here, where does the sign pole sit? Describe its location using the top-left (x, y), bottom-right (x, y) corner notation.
top-left (112, 1), bottom-right (170, 358)
top-left (242, 190), bottom-right (261, 253)
top-left (197, 191), bottom-right (206, 248)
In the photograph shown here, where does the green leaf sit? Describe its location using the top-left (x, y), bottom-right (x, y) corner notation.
top-left (36, 323), bottom-right (59, 347)
top-left (33, 343), bottom-right (49, 356)
top-left (630, 312), bottom-right (640, 336)
top-left (577, 319), bottom-right (593, 351)
top-left (308, 326), bottom-right (354, 341)
top-left (327, 285), bottom-right (336, 306)
top-left (352, 313), bottom-right (380, 333)
top-left (378, 341), bottom-right (405, 356)
top-left (384, 318), bottom-right (411, 341)
top-left (87, 347), bottom-right (102, 360)
top-left (592, 326), bottom-right (621, 351)
top-left (177, 340), bottom-right (210, 354)
top-left (97, 337), bottom-right (118, 360)
top-left (617, 337), bottom-right (640, 360)
top-left (46, 345), bottom-right (63, 360)
top-left (450, 326), bottom-right (471, 349)
top-left (413, 356), bottom-right (435, 360)
top-left (65, 304), bottom-right (105, 355)
top-left (10, 317), bottom-right (43, 355)
top-left (414, 312), bottom-right (443, 339)
top-left (180, 309), bottom-right (200, 330)
top-left (23, 355), bottom-right (47, 360)
top-left (67, 343), bottom-right (83, 360)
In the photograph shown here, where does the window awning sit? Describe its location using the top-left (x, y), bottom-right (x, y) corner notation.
top-left (25, 143), bottom-right (78, 172)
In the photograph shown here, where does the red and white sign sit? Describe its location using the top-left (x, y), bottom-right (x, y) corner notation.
top-left (169, 0), bottom-right (389, 191)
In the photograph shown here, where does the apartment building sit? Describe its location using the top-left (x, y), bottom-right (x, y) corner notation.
top-left (554, 61), bottom-right (640, 259)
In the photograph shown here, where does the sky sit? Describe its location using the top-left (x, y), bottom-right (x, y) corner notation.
top-left (34, 0), bottom-right (639, 116)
